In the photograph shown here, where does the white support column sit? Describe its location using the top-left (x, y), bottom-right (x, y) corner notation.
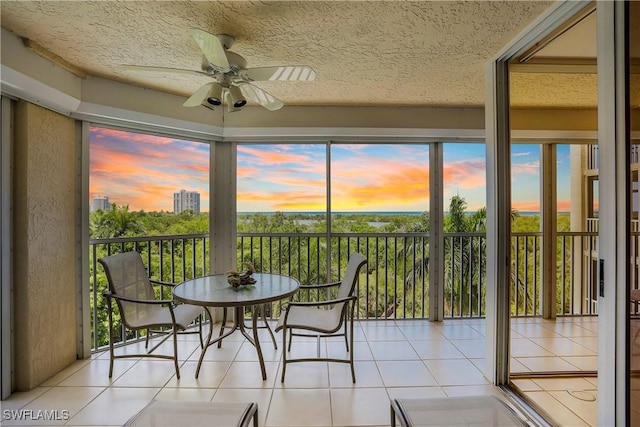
top-left (1, 96), bottom-right (14, 399)
top-left (540, 144), bottom-right (557, 319)
top-left (429, 142), bottom-right (444, 322)
top-left (210, 141), bottom-right (237, 322)
top-left (77, 122), bottom-right (91, 358)
top-left (596, 1), bottom-right (627, 425)
top-left (484, 59), bottom-right (511, 385)
top-left (569, 145), bottom-right (587, 313)
top-left (211, 141), bottom-right (237, 274)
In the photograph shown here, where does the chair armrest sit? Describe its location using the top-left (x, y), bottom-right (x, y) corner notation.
top-left (103, 291), bottom-right (174, 306)
top-left (298, 281), bottom-right (341, 290)
top-left (287, 295), bottom-right (356, 308)
top-left (149, 279), bottom-right (176, 288)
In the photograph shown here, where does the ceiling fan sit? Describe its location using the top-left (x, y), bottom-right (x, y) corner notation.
top-left (123, 29), bottom-right (316, 112)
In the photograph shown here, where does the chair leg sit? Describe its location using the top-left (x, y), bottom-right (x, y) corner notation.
top-left (145, 328), bottom-right (151, 349)
top-left (218, 307), bottom-right (228, 348)
top-left (349, 313), bottom-right (355, 383)
top-left (172, 325), bottom-right (180, 380)
top-left (107, 298), bottom-right (115, 378)
top-left (262, 305), bottom-right (278, 349)
top-left (344, 327), bottom-right (350, 352)
top-left (287, 330), bottom-right (293, 352)
top-left (281, 327), bottom-right (288, 382)
top-left (198, 313), bottom-right (204, 349)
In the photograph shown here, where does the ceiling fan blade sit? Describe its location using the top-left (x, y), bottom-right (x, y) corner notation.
top-left (121, 64), bottom-right (209, 77)
top-left (190, 29), bottom-right (230, 70)
top-left (240, 66), bottom-right (316, 82)
top-left (238, 83), bottom-right (284, 111)
top-left (183, 82), bottom-right (215, 107)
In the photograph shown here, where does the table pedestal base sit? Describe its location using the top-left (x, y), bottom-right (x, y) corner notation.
top-left (196, 305), bottom-right (267, 380)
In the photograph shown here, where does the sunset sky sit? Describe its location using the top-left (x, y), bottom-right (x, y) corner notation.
top-left (90, 127), bottom-right (571, 213)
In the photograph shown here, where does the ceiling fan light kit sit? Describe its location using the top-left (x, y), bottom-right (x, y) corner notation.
top-left (205, 83), bottom-right (223, 106)
top-left (123, 29), bottom-right (316, 112)
top-left (228, 85), bottom-right (247, 108)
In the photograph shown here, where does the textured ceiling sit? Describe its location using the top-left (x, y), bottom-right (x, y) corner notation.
top-left (1, 0), bottom-right (600, 110)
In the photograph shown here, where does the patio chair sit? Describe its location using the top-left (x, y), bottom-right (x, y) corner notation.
top-left (99, 251), bottom-right (211, 379)
top-left (275, 252), bottom-right (367, 382)
top-left (123, 400), bottom-right (258, 427)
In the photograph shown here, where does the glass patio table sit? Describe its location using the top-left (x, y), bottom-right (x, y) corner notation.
top-left (172, 273), bottom-right (300, 380)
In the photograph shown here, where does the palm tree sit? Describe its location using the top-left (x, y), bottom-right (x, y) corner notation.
top-left (90, 203), bottom-right (145, 238)
top-left (443, 195), bottom-right (487, 317)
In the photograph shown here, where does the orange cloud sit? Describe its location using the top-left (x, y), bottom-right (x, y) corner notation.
top-left (90, 127), bottom-right (210, 211)
top-left (512, 161), bottom-right (540, 175)
top-left (238, 145), bottom-right (314, 166)
top-left (512, 201), bottom-right (540, 212)
top-left (557, 200), bottom-right (571, 212)
top-left (443, 160), bottom-right (486, 189)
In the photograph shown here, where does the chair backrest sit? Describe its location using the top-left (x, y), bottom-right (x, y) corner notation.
top-left (98, 251), bottom-right (156, 328)
top-left (337, 252), bottom-right (367, 300)
top-left (99, 251), bottom-right (154, 299)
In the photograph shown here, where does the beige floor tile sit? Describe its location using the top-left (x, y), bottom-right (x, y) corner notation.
top-left (523, 391), bottom-right (591, 427)
top-left (377, 361), bottom-right (437, 387)
top-left (509, 358), bottom-right (531, 373)
top-left (385, 386), bottom-right (447, 400)
top-left (368, 341), bottom-right (419, 360)
top-left (330, 388), bottom-right (390, 426)
top-left (449, 339), bottom-right (486, 358)
top-left (153, 386), bottom-right (216, 401)
top-left (510, 339), bottom-right (555, 358)
top-left (362, 325), bottom-right (406, 341)
top-left (409, 340), bottom-right (465, 360)
top-left (144, 337), bottom-right (201, 361)
top-left (469, 358), bottom-right (485, 373)
top-left (234, 340), bottom-right (282, 362)
top-left (164, 361), bottom-right (231, 388)
top-left (66, 387), bottom-right (160, 426)
top-left (2, 387), bottom-right (104, 426)
top-left (284, 339), bottom-right (328, 359)
top-left (212, 388), bottom-right (274, 427)
top-left (585, 377), bottom-right (598, 388)
top-left (40, 360), bottom-right (92, 387)
top-left (424, 359), bottom-right (488, 386)
top-left (189, 340), bottom-right (242, 362)
top-left (531, 377), bottom-right (597, 392)
top-left (111, 360), bottom-right (177, 388)
top-left (0, 387), bottom-right (51, 412)
top-left (562, 355), bottom-right (598, 371)
top-left (469, 323), bottom-right (486, 337)
top-left (435, 325), bottom-right (484, 340)
top-left (326, 340), bottom-right (373, 361)
top-left (328, 361), bottom-right (384, 388)
top-left (573, 336), bottom-right (598, 352)
top-left (396, 324), bottom-right (447, 341)
top-left (442, 385), bottom-right (502, 397)
top-left (530, 337), bottom-right (595, 357)
top-left (277, 362), bottom-right (329, 388)
top-left (510, 378), bottom-right (543, 392)
top-left (517, 356), bottom-right (583, 372)
top-left (266, 389), bottom-right (331, 427)
top-left (58, 360), bottom-right (137, 387)
top-left (511, 323), bottom-right (562, 338)
top-left (219, 361), bottom-right (279, 389)
top-left (540, 322), bottom-right (597, 338)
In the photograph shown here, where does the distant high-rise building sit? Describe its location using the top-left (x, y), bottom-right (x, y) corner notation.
top-left (92, 195), bottom-right (110, 212)
top-left (174, 189), bottom-right (200, 214)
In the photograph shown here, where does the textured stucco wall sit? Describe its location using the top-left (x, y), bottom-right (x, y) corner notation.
top-left (14, 100), bottom-right (77, 390)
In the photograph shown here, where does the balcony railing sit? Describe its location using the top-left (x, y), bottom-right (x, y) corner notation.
top-left (89, 230), bottom-right (598, 352)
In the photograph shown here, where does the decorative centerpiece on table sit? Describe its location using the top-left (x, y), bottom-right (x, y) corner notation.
top-left (226, 262), bottom-right (257, 288)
